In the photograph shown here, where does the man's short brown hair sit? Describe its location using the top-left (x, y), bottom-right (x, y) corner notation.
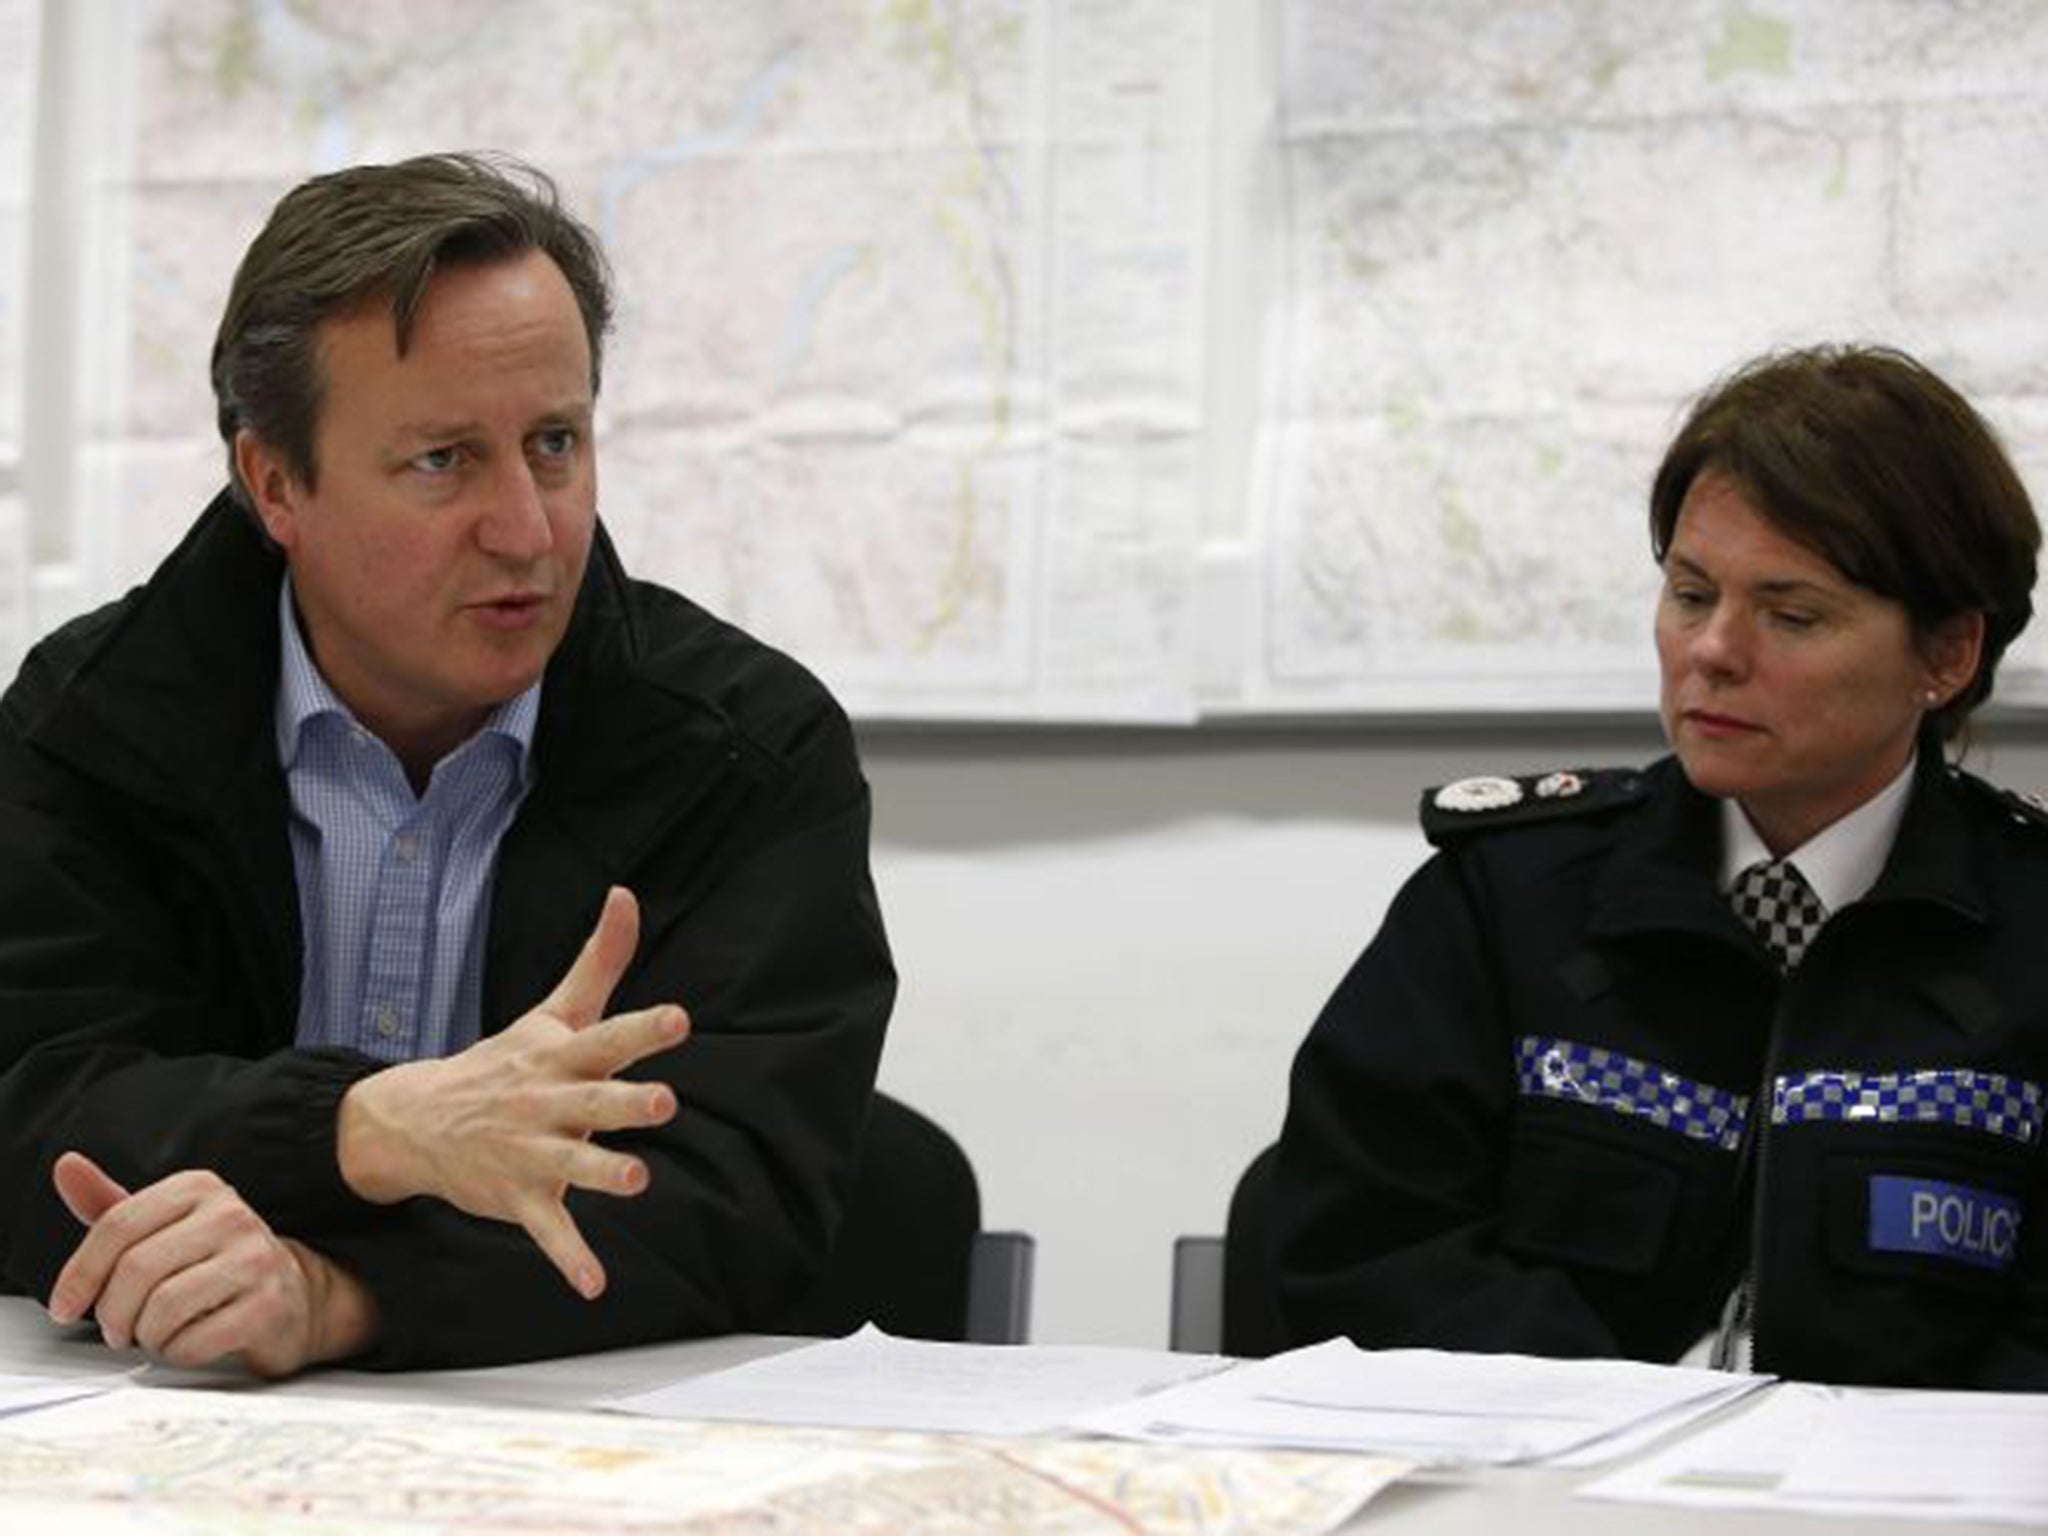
top-left (210, 151), bottom-right (613, 508)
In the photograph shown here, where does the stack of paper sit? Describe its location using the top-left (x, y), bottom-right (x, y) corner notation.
top-left (599, 1325), bottom-right (1234, 1437)
top-left (1071, 1337), bottom-right (1768, 1466)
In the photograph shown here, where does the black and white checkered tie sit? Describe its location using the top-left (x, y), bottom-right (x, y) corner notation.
top-left (1728, 859), bottom-right (1825, 971)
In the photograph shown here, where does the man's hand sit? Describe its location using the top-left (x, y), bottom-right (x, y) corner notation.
top-left (336, 886), bottom-right (688, 1299)
top-left (45, 1152), bottom-right (378, 1377)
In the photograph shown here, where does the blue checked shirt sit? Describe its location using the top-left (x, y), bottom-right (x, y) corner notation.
top-left (275, 579), bottom-right (538, 1062)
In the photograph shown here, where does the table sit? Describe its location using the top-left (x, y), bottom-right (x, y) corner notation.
top-left (0, 1299), bottom-right (2020, 1533)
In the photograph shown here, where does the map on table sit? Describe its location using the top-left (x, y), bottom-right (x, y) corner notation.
top-left (0, 1384), bottom-right (1407, 1534)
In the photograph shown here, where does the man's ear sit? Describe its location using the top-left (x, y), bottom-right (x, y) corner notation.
top-left (233, 430), bottom-right (305, 551)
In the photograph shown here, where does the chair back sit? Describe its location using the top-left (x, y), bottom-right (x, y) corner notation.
top-left (777, 1093), bottom-right (1033, 1343)
top-left (1169, 1141), bottom-right (1288, 1357)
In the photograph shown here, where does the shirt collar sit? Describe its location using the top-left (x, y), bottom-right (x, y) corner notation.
top-left (272, 574), bottom-right (540, 782)
top-left (1717, 751), bottom-right (1917, 914)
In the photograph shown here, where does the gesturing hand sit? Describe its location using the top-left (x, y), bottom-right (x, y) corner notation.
top-left (336, 886), bottom-right (689, 1299)
top-left (45, 1152), bottom-right (376, 1377)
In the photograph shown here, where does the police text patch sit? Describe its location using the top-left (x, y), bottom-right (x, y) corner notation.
top-left (1868, 1175), bottom-right (2022, 1272)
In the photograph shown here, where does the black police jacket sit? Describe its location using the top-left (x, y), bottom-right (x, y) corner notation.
top-left (1273, 743), bottom-right (2048, 1387)
top-left (0, 493), bottom-right (895, 1368)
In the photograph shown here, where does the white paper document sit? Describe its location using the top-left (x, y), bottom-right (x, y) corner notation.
top-left (1583, 1383), bottom-right (2048, 1526)
top-left (1072, 1338), bottom-right (1768, 1465)
top-left (1783, 1391), bottom-right (2048, 1508)
top-left (600, 1326), bottom-right (1234, 1437)
top-left (0, 1370), bottom-right (128, 1418)
top-left (1540, 1376), bottom-right (1764, 1469)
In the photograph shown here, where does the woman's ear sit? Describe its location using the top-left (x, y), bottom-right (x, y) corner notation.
top-left (1919, 610), bottom-right (1986, 707)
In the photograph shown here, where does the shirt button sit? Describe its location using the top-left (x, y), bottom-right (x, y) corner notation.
top-left (376, 1004), bottom-right (401, 1039)
top-left (394, 835), bottom-right (419, 863)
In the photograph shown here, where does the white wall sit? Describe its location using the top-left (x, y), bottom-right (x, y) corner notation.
top-left (860, 722), bottom-right (2048, 1348)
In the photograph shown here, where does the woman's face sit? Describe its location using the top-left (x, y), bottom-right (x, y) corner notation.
top-left (1655, 471), bottom-right (1976, 854)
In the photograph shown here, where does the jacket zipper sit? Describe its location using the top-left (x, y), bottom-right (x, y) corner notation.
top-left (1711, 942), bottom-right (1794, 1371)
top-left (1730, 932), bottom-right (1812, 1371)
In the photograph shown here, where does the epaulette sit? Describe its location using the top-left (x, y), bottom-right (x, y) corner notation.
top-left (1948, 766), bottom-right (2048, 832)
top-left (1421, 767), bottom-right (1650, 846)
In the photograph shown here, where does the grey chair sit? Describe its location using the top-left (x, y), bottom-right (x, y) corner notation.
top-left (777, 1093), bottom-right (1035, 1344)
top-left (1169, 1142), bottom-right (1288, 1357)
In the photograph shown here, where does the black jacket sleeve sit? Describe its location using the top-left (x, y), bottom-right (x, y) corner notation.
top-left (311, 700), bottom-right (896, 1369)
top-left (1973, 1149), bottom-right (2048, 1388)
top-left (1271, 850), bottom-right (1625, 1357)
top-left (0, 724), bottom-right (387, 1302)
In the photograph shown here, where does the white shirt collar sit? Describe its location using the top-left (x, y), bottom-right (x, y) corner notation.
top-left (1717, 752), bottom-right (1917, 915)
top-left (273, 574), bottom-right (540, 782)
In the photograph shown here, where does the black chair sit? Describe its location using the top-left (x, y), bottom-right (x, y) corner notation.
top-left (1169, 1142), bottom-right (1289, 1357)
top-left (777, 1093), bottom-right (1035, 1344)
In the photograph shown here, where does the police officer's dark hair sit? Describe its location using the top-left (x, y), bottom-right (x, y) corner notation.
top-left (210, 151), bottom-right (613, 512)
top-left (1650, 343), bottom-right (2040, 742)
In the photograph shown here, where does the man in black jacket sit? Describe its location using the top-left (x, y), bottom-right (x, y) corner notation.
top-left (0, 153), bottom-right (894, 1373)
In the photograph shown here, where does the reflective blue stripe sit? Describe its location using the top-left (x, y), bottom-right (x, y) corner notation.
top-left (1772, 1070), bottom-right (2044, 1147)
top-left (1868, 1175), bottom-right (2022, 1271)
top-left (1515, 1037), bottom-right (1749, 1151)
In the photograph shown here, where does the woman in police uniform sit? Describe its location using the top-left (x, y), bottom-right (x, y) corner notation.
top-left (1271, 345), bottom-right (2048, 1388)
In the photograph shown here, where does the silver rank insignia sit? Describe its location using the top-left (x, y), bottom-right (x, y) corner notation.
top-left (1432, 775), bottom-right (1524, 813)
top-left (1534, 771), bottom-right (1585, 800)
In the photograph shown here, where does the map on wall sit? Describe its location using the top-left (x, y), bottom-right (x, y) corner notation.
top-left (0, 0), bottom-right (34, 454)
top-left (1249, 0), bottom-right (2048, 713)
top-left (0, 0), bottom-right (37, 654)
top-left (33, 0), bottom-right (2048, 719)
top-left (72, 0), bottom-right (1212, 720)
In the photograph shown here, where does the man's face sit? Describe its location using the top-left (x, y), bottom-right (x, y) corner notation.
top-left (239, 249), bottom-right (597, 766)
